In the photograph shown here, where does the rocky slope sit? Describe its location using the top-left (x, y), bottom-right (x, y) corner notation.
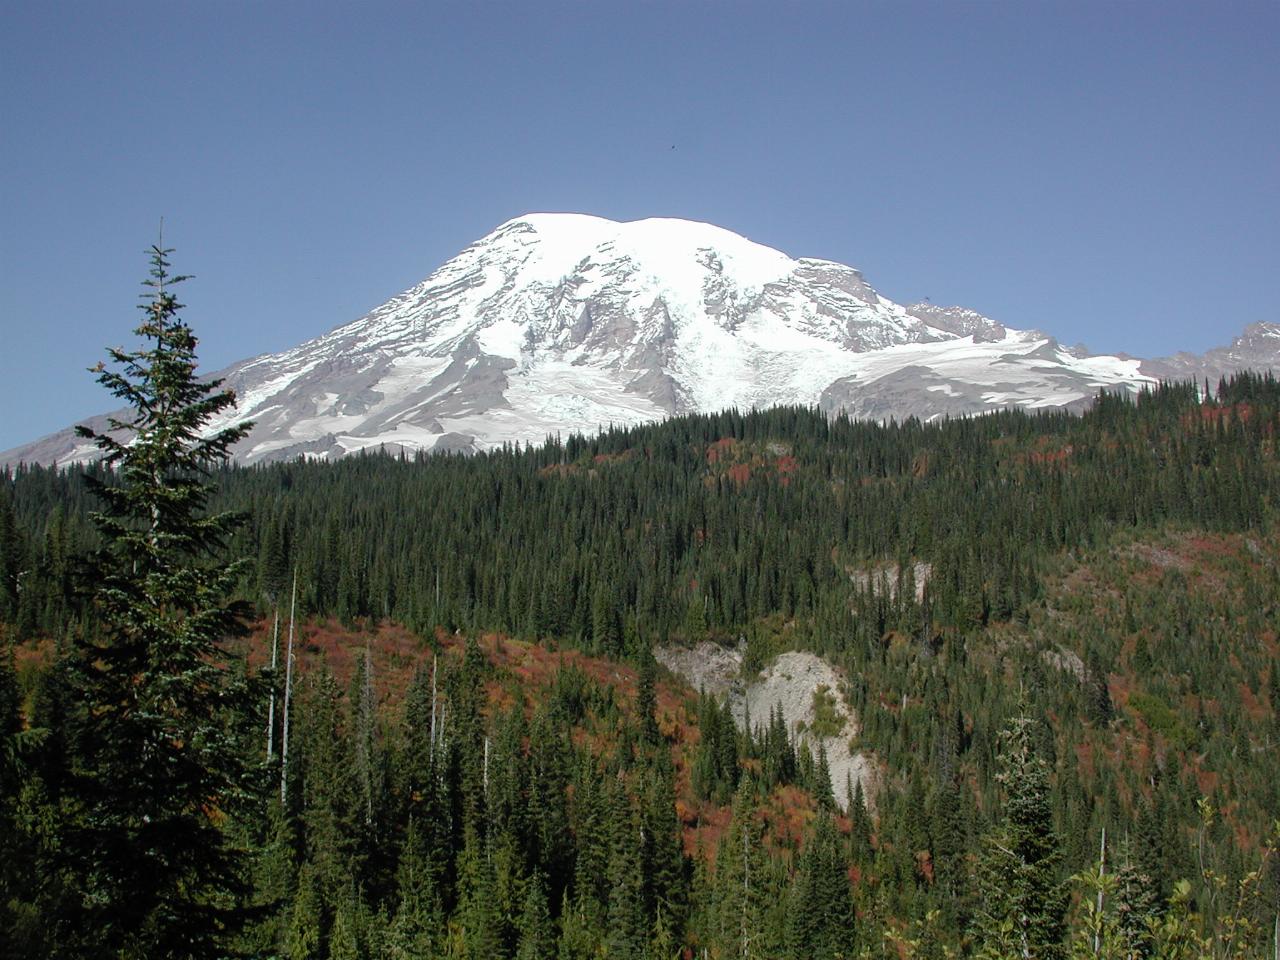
top-left (656, 642), bottom-right (877, 811)
top-left (1140, 322), bottom-right (1280, 384)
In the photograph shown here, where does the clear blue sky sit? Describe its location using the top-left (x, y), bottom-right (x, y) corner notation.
top-left (2, 0), bottom-right (1277, 451)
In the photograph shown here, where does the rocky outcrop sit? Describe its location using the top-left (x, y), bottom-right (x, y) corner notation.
top-left (656, 643), bottom-right (879, 812)
top-left (1141, 322), bottom-right (1280, 385)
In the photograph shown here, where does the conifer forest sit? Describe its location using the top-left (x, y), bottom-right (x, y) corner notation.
top-left (2, 251), bottom-right (1279, 958)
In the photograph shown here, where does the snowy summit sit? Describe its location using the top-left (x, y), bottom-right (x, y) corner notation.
top-left (5, 214), bottom-right (1277, 466)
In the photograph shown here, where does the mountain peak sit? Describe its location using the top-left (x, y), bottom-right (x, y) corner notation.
top-left (485, 213), bottom-right (798, 295)
top-left (4, 216), bottom-right (1274, 468)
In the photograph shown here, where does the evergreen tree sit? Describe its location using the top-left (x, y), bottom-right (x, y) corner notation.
top-left (0, 639), bottom-right (20, 803)
top-left (785, 808), bottom-right (855, 960)
top-left (526, 705), bottom-right (572, 903)
top-left (0, 492), bottom-right (20, 622)
top-left (556, 890), bottom-right (602, 960)
top-left (456, 822), bottom-right (506, 958)
top-left (328, 895), bottom-right (362, 960)
top-left (301, 669), bottom-right (362, 904)
top-left (636, 644), bottom-right (661, 746)
top-left (387, 816), bottom-right (442, 959)
top-left (712, 783), bottom-right (776, 959)
top-left (0, 640), bottom-right (55, 955)
top-left (515, 871), bottom-right (556, 960)
top-left (606, 781), bottom-right (647, 960)
top-left (243, 799), bottom-right (297, 956)
top-left (60, 244), bottom-right (262, 958)
top-left (1083, 648), bottom-right (1113, 727)
top-left (972, 714), bottom-right (1067, 960)
top-left (1269, 664), bottom-right (1280, 747)
top-left (848, 779), bottom-right (873, 865)
top-left (928, 775), bottom-right (969, 923)
top-left (285, 864), bottom-right (324, 960)
top-left (1112, 843), bottom-right (1160, 959)
top-left (638, 759), bottom-right (688, 933)
top-left (812, 742), bottom-right (836, 811)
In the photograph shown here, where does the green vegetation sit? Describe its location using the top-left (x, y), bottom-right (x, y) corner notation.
top-left (1127, 691), bottom-right (1195, 751)
top-left (809, 684), bottom-right (845, 739)
top-left (3, 249), bottom-right (1280, 956)
top-left (2, 247), bottom-right (262, 957)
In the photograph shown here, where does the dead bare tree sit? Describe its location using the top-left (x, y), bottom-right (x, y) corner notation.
top-left (280, 569), bottom-right (297, 804)
top-left (265, 607), bottom-right (279, 759)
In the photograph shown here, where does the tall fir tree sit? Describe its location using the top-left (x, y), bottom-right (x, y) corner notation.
top-left (515, 871), bottom-right (556, 960)
top-left (972, 714), bottom-right (1068, 960)
top-left (785, 808), bottom-right (855, 960)
top-left (0, 491), bottom-right (20, 622)
top-left (848, 779), bottom-right (873, 865)
top-left (711, 782), bottom-right (777, 960)
top-left (285, 864), bottom-right (324, 960)
top-left (61, 243), bottom-right (263, 958)
top-left (605, 780), bottom-right (648, 960)
top-left (636, 643), bottom-right (661, 746)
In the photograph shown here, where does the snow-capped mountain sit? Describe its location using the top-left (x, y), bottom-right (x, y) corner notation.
top-left (5, 214), bottom-right (1278, 466)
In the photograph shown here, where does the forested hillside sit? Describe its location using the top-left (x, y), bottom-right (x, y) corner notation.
top-left (3, 368), bottom-right (1280, 957)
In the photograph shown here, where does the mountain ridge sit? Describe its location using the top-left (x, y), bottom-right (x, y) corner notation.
top-left (4, 213), bottom-right (1278, 467)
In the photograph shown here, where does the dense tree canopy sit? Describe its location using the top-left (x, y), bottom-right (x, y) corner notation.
top-left (2, 257), bottom-right (1279, 956)
top-left (3, 247), bottom-right (263, 957)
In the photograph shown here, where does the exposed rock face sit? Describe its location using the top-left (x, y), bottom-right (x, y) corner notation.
top-left (654, 640), bottom-right (744, 701)
top-left (1140, 322), bottom-right (1280, 385)
top-left (741, 651), bottom-right (878, 812)
top-left (850, 561), bottom-right (933, 603)
top-left (905, 302), bottom-right (1007, 342)
top-left (3, 213), bottom-right (1274, 468)
top-left (656, 643), bottom-right (878, 811)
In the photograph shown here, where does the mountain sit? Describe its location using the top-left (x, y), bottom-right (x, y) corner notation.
top-left (5, 213), bottom-right (1278, 466)
top-left (1139, 321), bottom-right (1280, 383)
